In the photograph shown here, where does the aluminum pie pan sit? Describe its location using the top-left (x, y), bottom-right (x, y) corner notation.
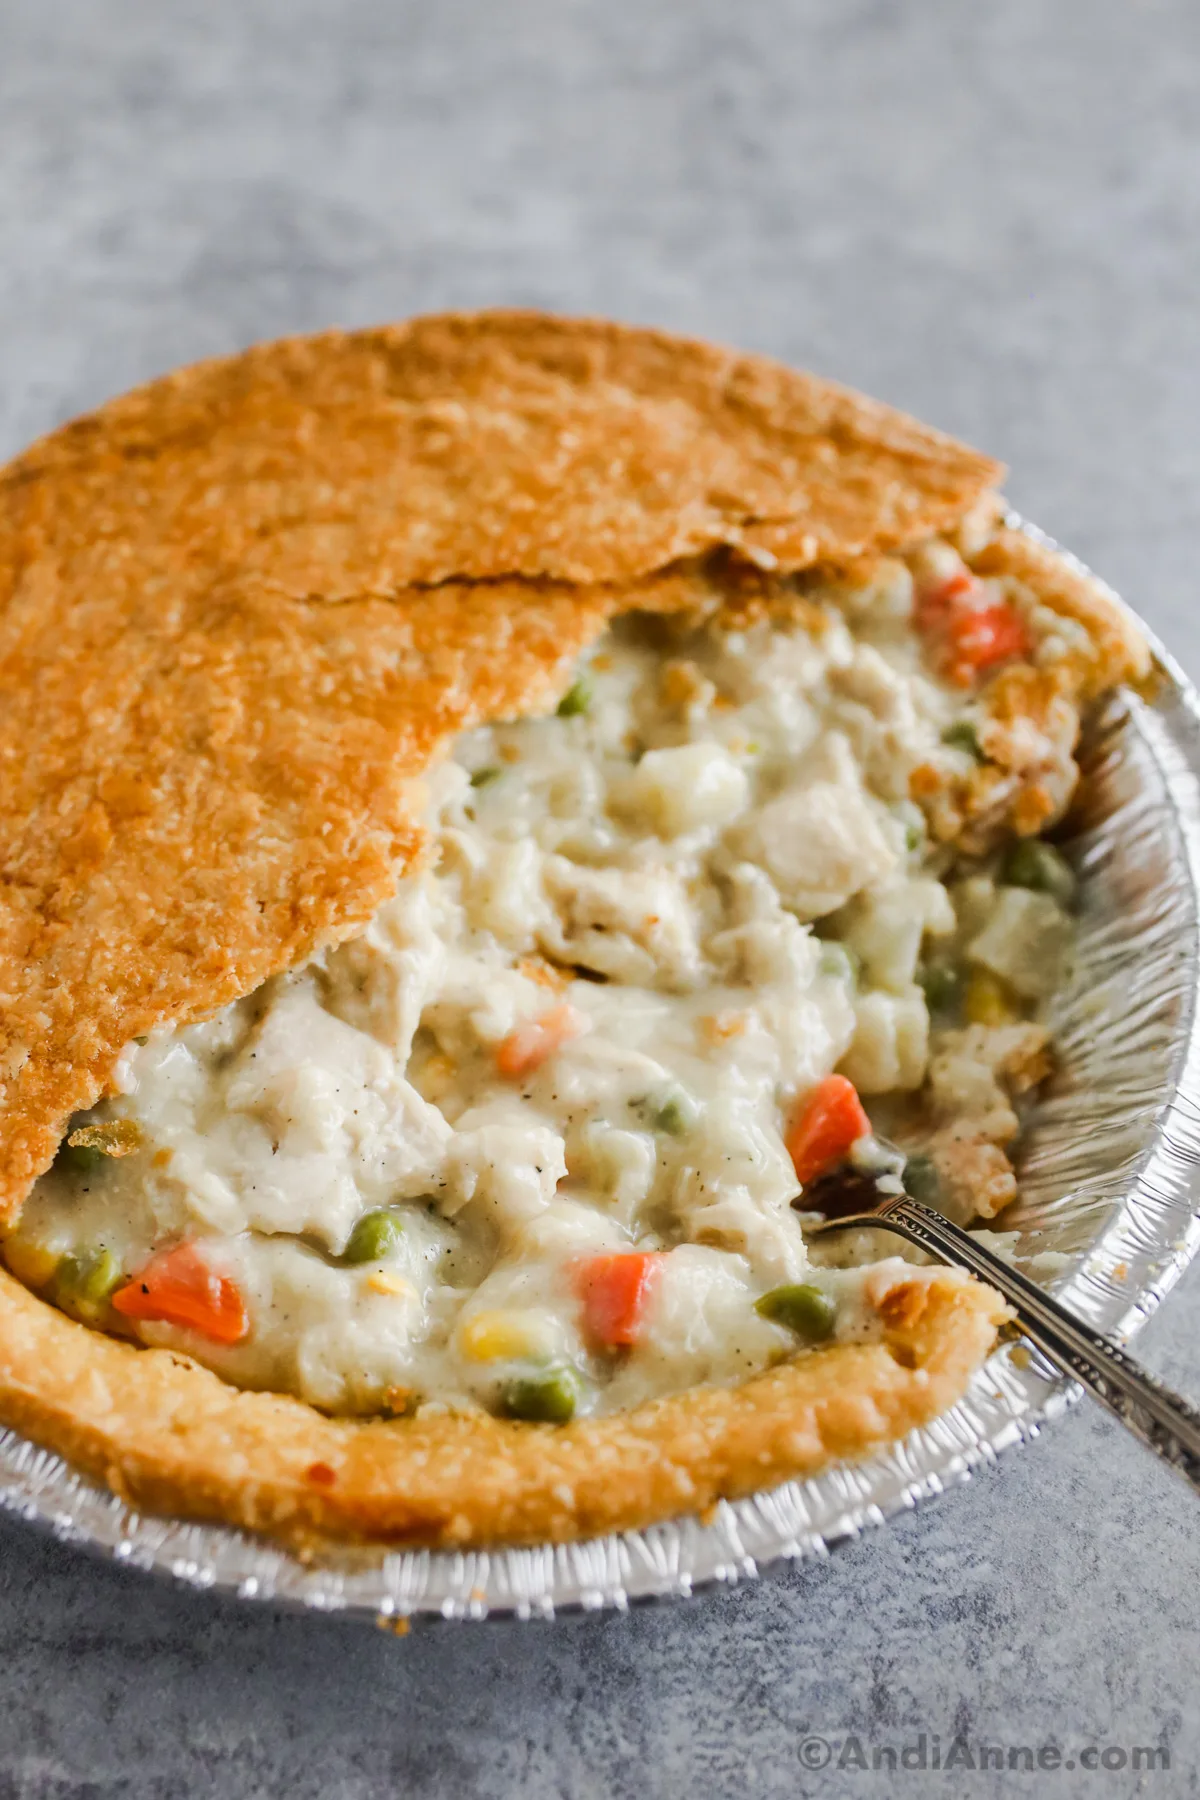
top-left (1, 520), bottom-right (1198, 1623)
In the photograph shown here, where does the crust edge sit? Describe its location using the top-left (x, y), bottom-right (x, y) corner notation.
top-left (0, 1265), bottom-right (1006, 1552)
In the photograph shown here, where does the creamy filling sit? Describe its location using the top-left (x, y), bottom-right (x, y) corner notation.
top-left (8, 537), bottom-right (1075, 1419)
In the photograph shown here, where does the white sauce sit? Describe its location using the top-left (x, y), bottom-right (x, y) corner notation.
top-left (13, 558), bottom-right (1045, 1418)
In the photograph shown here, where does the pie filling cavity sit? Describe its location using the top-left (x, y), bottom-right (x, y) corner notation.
top-left (7, 528), bottom-right (1079, 1423)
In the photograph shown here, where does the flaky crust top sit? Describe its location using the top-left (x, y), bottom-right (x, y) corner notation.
top-left (0, 311), bottom-right (1004, 1221)
top-left (5, 311), bottom-right (1003, 593)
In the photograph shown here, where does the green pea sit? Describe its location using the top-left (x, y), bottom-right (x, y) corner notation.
top-left (635, 1089), bottom-right (697, 1136)
top-left (919, 962), bottom-right (964, 1016)
top-left (469, 765), bottom-right (502, 789)
top-left (342, 1210), bottom-right (403, 1264)
top-left (55, 1248), bottom-right (124, 1321)
top-left (55, 1139), bottom-right (107, 1175)
top-left (903, 1154), bottom-right (941, 1205)
top-left (754, 1283), bottom-right (837, 1343)
top-left (655, 1091), bottom-right (698, 1136)
top-left (501, 1366), bottom-right (581, 1424)
top-left (819, 941), bottom-right (860, 988)
top-left (1001, 839), bottom-right (1077, 908)
top-left (941, 720), bottom-right (985, 761)
top-left (893, 800), bottom-right (926, 854)
top-left (556, 677), bottom-right (592, 718)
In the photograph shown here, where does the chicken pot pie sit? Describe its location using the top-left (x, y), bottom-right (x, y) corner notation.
top-left (0, 314), bottom-right (1147, 1550)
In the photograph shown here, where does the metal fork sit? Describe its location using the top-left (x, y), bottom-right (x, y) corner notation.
top-left (808, 1192), bottom-right (1200, 1494)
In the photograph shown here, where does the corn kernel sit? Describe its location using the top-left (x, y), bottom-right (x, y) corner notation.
top-left (366, 1271), bottom-right (413, 1299)
top-left (965, 968), bottom-right (1019, 1027)
top-left (458, 1309), bottom-right (552, 1364)
top-left (3, 1237), bottom-right (60, 1290)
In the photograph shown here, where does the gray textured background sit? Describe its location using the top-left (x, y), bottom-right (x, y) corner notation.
top-left (1, 2), bottom-right (1198, 1795)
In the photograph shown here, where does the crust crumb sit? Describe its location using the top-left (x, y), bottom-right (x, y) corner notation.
top-left (516, 957), bottom-right (571, 993)
top-left (68, 1120), bottom-right (142, 1159)
top-left (874, 1280), bottom-right (934, 1332)
top-left (376, 1613), bottom-right (412, 1636)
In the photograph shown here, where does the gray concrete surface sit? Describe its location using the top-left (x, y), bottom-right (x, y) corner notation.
top-left (1, 1), bottom-right (1199, 1794)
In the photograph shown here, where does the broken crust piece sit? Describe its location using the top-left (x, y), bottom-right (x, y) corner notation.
top-left (970, 528), bottom-right (1150, 702)
top-left (911, 529), bottom-right (1151, 853)
top-left (0, 1262), bottom-right (1006, 1550)
top-left (0, 312), bottom-right (1005, 1225)
top-left (5, 310), bottom-right (1004, 593)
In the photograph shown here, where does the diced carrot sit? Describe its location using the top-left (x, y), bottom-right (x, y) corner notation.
top-left (572, 1251), bottom-right (663, 1347)
top-left (495, 1003), bottom-right (583, 1078)
top-left (785, 1074), bottom-right (872, 1187)
top-left (940, 601), bottom-right (1029, 686)
top-left (112, 1242), bottom-right (249, 1344)
top-left (915, 568), bottom-right (978, 632)
top-left (915, 568), bottom-right (1029, 688)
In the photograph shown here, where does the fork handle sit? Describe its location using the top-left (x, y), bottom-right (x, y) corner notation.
top-left (863, 1195), bottom-right (1200, 1494)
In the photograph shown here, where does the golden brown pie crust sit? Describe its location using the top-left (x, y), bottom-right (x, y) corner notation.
top-left (0, 1261), bottom-right (1006, 1550)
